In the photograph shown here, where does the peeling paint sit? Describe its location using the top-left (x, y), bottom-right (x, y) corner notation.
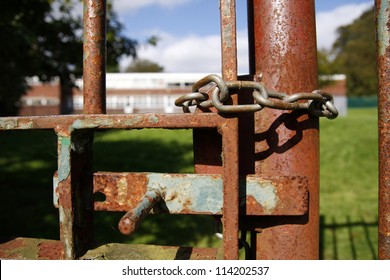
top-left (90, 172), bottom-right (307, 215)
top-left (246, 178), bottom-right (279, 214)
top-left (57, 136), bottom-right (71, 182)
top-left (147, 173), bottom-right (223, 214)
top-left (148, 115), bottom-right (159, 124)
top-left (378, 0), bottom-right (390, 56)
top-left (72, 118), bottom-right (114, 129)
top-left (117, 177), bottom-right (128, 205)
top-left (19, 120), bottom-right (34, 129)
top-left (121, 115), bottom-right (144, 127)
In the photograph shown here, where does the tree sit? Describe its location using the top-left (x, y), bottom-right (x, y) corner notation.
top-left (332, 7), bottom-right (376, 96)
top-left (125, 59), bottom-right (164, 73)
top-left (36, 0), bottom-right (138, 114)
top-left (0, 0), bottom-right (51, 116)
top-left (317, 49), bottom-right (338, 87)
top-left (0, 0), bottom-right (137, 115)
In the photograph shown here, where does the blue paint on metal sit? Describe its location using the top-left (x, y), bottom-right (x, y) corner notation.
top-left (147, 173), bottom-right (223, 214)
top-left (58, 136), bottom-right (71, 182)
top-left (131, 190), bottom-right (161, 219)
top-left (146, 173), bottom-right (279, 214)
top-left (246, 177), bottom-right (278, 214)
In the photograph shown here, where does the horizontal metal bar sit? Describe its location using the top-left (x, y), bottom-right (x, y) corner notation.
top-left (0, 113), bottom-right (225, 131)
top-left (53, 172), bottom-right (308, 216)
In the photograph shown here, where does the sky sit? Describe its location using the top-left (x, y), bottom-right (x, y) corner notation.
top-left (109, 0), bottom-right (373, 73)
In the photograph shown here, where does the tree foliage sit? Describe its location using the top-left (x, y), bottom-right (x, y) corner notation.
top-left (317, 49), bottom-right (338, 87)
top-left (125, 59), bottom-right (164, 73)
top-left (0, 0), bottom-right (137, 115)
top-left (0, 0), bottom-right (51, 116)
top-left (332, 7), bottom-right (376, 96)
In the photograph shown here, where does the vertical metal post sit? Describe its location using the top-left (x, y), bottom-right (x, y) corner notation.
top-left (57, 0), bottom-right (106, 259)
top-left (56, 127), bottom-right (94, 259)
top-left (83, 0), bottom-right (106, 114)
top-left (376, 0), bottom-right (390, 260)
top-left (248, 0), bottom-right (319, 259)
top-left (220, 0), bottom-right (240, 259)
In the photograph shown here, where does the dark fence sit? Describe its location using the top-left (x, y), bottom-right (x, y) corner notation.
top-left (348, 96), bottom-right (378, 108)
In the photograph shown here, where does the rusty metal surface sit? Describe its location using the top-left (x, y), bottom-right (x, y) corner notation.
top-left (81, 244), bottom-right (220, 260)
top-left (219, 0), bottom-right (240, 260)
top-left (376, 0), bottom-right (390, 260)
top-left (0, 238), bottom-right (64, 260)
top-left (250, 0), bottom-right (319, 259)
top-left (0, 237), bottom-right (218, 260)
top-left (83, 0), bottom-right (106, 114)
top-left (0, 113), bottom-right (225, 131)
top-left (118, 190), bottom-right (162, 235)
top-left (55, 172), bottom-right (309, 215)
top-left (55, 127), bottom-right (94, 259)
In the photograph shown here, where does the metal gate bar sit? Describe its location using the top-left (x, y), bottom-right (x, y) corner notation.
top-left (375, 0), bottom-right (390, 260)
top-left (219, 0), bottom-right (240, 260)
top-left (248, 0), bottom-right (319, 259)
top-left (83, 0), bottom-right (106, 114)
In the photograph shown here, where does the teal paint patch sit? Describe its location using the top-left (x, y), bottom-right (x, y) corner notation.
top-left (147, 173), bottom-right (223, 214)
top-left (19, 121), bottom-right (34, 129)
top-left (58, 136), bottom-right (71, 182)
top-left (121, 115), bottom-right (144, 127)
top-left (131, 190), bottom-right (161, 219)
top-left (148, 115), bottom-right (159, 124)
top-left (378, 1), bottom-right (390, 56)
top-left (72, 118), bottom-right (114, 129)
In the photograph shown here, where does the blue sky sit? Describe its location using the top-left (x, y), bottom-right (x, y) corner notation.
top-left (110, 0), bottom-right (373, 73)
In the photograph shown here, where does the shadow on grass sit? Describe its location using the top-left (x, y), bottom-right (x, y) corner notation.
top-left (0, 130), bottom-right (59, 240)
top-left (320, 215), bottom-right (378, 260)
top-left (92, 130), bottom-right (193, 173)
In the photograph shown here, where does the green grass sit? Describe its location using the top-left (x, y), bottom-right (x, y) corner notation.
top-left (319, 108), bottom-right (378, 259)
top-left (0, 108), bottom-right (379, 259)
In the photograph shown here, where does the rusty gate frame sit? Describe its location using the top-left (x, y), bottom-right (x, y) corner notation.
top-left (0, 0), bottom-right (388, 260)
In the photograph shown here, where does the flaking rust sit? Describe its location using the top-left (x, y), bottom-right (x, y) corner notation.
top-left (251, 0), bottom-right (319, 259)
top-left (376, 0), bottom-right (390, 260)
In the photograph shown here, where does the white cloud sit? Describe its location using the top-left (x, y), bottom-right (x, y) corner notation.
top-left (120, 1), bottom-right (373, 73)
top-left (121, 30), bottom-right (249, 74)
top-left (316, 2), bottom-right (372, 49)
top-left (112, 0), bottom-right (191, 14)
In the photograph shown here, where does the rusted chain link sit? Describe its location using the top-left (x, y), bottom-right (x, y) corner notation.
top-left (175, 74), bottom-right (338, 119)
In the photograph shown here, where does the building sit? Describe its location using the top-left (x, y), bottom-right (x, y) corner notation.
top-left (319, 74), bottom-right (348, 116)
top-left (20, 73), bottom-right (347, 116)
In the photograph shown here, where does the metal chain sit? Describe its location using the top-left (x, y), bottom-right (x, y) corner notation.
top-left (175, 74), bottom-right (339, 119)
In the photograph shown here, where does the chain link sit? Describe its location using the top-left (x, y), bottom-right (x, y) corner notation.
top-left (175, 74), bottom-right (338, 119)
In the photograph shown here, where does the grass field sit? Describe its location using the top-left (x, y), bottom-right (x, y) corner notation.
top-left (0, 108), bottom-right (379, 259)
top-left (319, 108), bottom-right (378, 259)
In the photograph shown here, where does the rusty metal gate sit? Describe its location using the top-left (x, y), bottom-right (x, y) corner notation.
top-left (0, 0), bottom-right (386, 260)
